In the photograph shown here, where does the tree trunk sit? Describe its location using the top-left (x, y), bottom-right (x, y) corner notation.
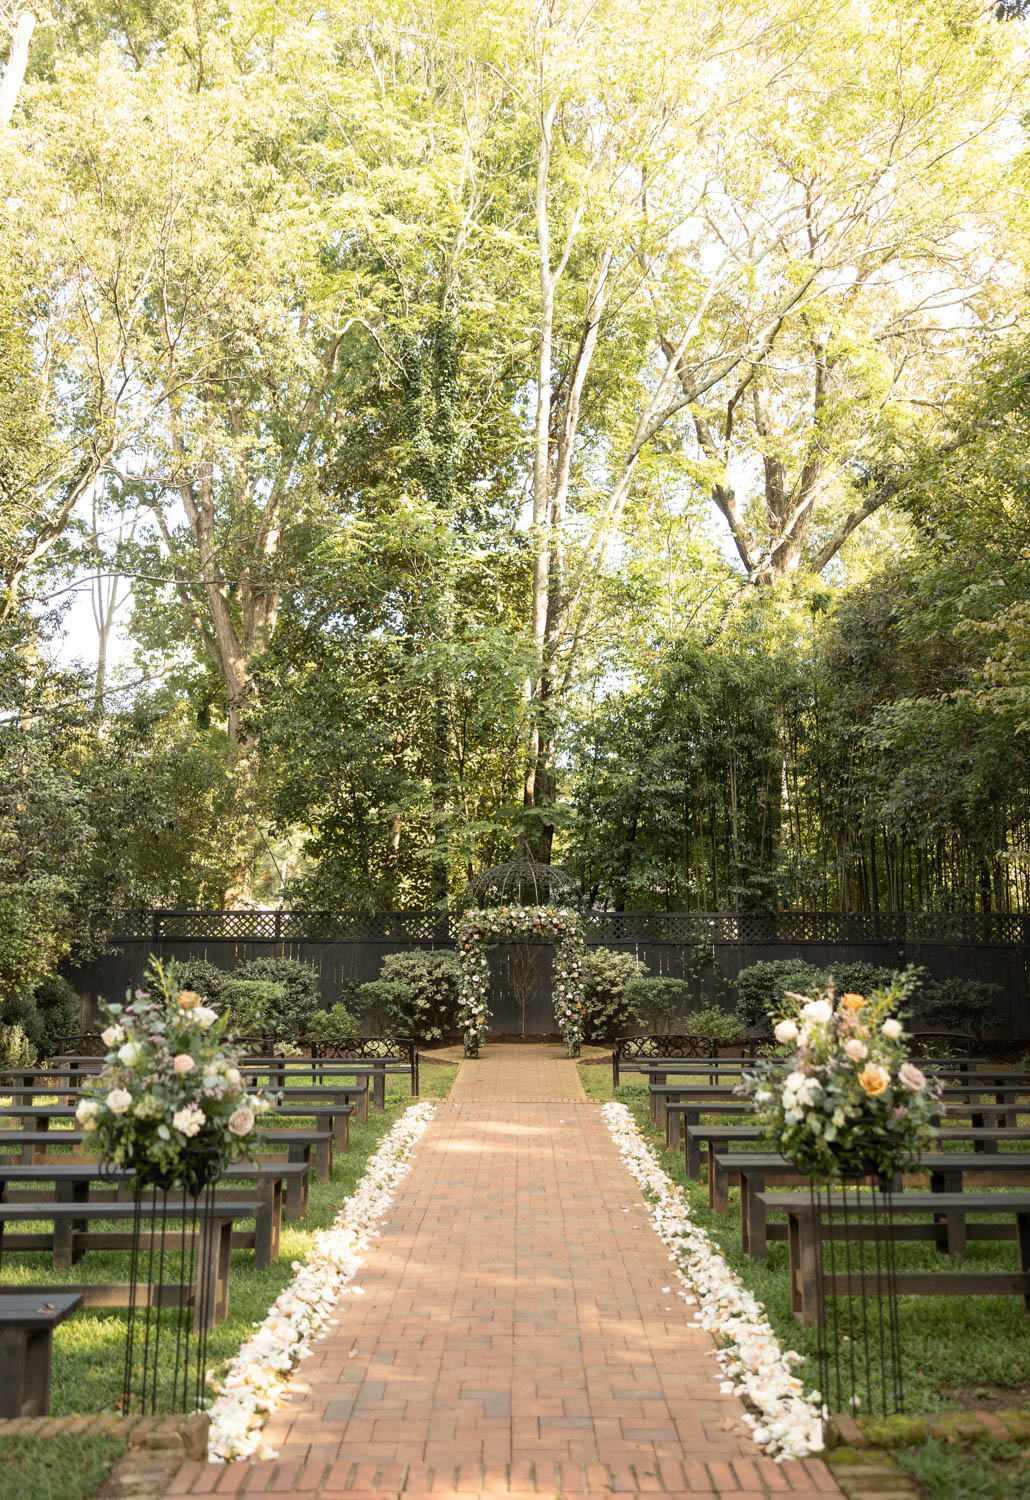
top-left (0, 11), bottom-right (35, 128)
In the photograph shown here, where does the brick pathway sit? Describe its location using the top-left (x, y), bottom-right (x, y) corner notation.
top-left (167, 1046), bottom-right (841, 1498)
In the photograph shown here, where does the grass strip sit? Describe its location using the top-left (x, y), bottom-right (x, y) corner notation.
top-left (0, 1067), bottom-right (456, 1415)
top-left (0, 1429), bottom-right (127, 1500)
top-left (580, 1063), bottom-right (1030, 1413)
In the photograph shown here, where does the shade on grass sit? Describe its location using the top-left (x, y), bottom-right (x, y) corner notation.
top-left (0, 1068), bottom-right (456, 1415)
top-left (0, 1430), bottom-right (127, 1500)
top-left (578, 1065), bottom-right (1030, 1413)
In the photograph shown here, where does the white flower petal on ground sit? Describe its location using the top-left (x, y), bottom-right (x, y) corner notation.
top-left (207, 1100), bottom-right (437, 1462)
top-left (601, 1101), bottom-right (823, 1462)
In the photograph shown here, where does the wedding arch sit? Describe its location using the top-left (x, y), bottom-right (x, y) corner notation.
top-left (455, 904), bottom-right (586, 1057)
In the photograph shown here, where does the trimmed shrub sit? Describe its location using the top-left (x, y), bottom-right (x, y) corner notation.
top-left (581, 947), bottom-right (647, 1041)
top-left (624, 975), bottom-right (691, 1034)
top-left (218, 980), bottom-right (287, 1039)
top-left (915, 977), bottom-right (1003, 1042)
top-left (32, 975), bottom-right (84, 1060)
top-left (355, 980), bottom-right (410, 1037)
top-left (0, 992), bottom-right (44, 1058)
top-left (733, 959), bottom-right (827, 1030)
top-left (378, 950), bottom-right (460, 1042)
top-left (683, 1003), bottom-right (747, 1043)
top-left (171, 959), bottom-right (228, 1004)
top-left (307, 1003), bottom-right (362, 1042)
top-left (233, 957), bottom-right (321, 1040)
top-left (828, 962), bottom-right (898, 1000)
top-left (0, 1023), bottom-right (34, 1066)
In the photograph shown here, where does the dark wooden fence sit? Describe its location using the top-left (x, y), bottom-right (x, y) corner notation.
top-left (63, 909), bottom-right (1030, 1039)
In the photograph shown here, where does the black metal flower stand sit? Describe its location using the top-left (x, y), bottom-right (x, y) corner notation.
top-left (109, 1148), bottom-right (223, 1416)
top-left (810, 1169), bottom-right (905, 1424)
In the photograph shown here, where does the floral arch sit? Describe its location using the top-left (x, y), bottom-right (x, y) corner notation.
top-left (455, 904), bottom-right (586, 1057)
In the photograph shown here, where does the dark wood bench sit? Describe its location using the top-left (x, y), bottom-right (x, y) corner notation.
top-left (243, 1060), bottom-right (385, 1112)
top-left (257, 1103), bottom-right (352, 1157)
top-left (0, 1101), bottom-right (352, 1163)
top-left (0, 1126), bottom-right (327, 1195)
top-left (270, 1084), bottom-right (369, 1127)
top-left (0, 1162), bottom-right (288, 1267)
top-left (715, 1151), bottom-right (1030, 1261)
top-left (683, 1122), bottom-right (1030, 1179)
top-left (0, 1199), bottom-right (257, 1329)
top-left (0, 1292), bottom-right (83, 1416)
top-left (768, 1190), bottom-right (1030, 1324)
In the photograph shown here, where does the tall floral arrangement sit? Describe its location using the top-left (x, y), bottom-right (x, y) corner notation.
top-left (743, 979), bottom-right (939, 1180)
top-left (76, 959), bottom-right (269, 1192)
top-left (456, 905), bottom-right (586, 1057)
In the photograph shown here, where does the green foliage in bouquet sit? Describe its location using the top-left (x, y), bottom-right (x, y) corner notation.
top-left (743, 974), bottom-right (939, 1181)
top-left (75, 959), bottom-right (269, 1191)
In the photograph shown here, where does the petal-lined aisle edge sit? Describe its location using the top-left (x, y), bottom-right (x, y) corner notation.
top-left (601, 1100), bottom-right (823, 1460)
top-left (207, 1100), bottom-right (438, 1461)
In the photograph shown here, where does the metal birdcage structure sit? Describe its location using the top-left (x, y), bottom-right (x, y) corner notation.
top-left (459, 840), bottom-right (581, 910)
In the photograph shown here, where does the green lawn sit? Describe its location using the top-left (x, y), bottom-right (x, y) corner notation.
top-left (0, 1068), bottom-right (456, 1415)
top-left (579, 1062), bottom-right (1030, 1415)
top-left (0, 1430), bottom-right (127, 1500)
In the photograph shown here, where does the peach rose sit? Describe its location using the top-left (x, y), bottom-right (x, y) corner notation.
top-left (899, 1062), bottom-right (926, 1092)
top-left (857, 1063), bottom-right (890, 1097)
top-left (228, 1107), bottom-right (255, 1137)
top-left (177, 990), bottom-right (203, 1010)
top-left (844, 1038), bottom-right (868, 1062)
top-left (840, 993), bottom-right (867, 1012)
top-left (173, 1053), bottom-right (195, 1074)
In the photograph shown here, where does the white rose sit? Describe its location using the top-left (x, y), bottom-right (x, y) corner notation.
top-left (193, 1006), bottom-right (218, 1029)
top-left (172, 1105), bottom-right (204, 1138)
top-left (75, 1099), bottom-right (99, 1128)
top-left (881, 1018), bottom-right (903, 1039)
top-left (225, 1068), bottom-right (241, 1088)
top-left (774, 1019), bottom-right (799, 1044)
top-left (101, 1024), bottom-right (125, 1048)
top-left (117, 1041), bottom-right (140, 1067)
top-left (106, 1088), bottom-right (132, 1114)
top-left (801, 999), bottom-right (833, 1025)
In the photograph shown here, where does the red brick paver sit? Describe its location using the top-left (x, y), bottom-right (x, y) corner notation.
top-left (167, 1046), bottom-right (840, 1497)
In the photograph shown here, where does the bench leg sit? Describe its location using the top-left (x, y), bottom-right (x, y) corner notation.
top-left (788, 1209), bottom-right (819, 1326)
top-left (285, 1147), bottom-right (310, 1219)
top-left (372, 1064), bottom-right (386, 1112)
top-left (667, 1111), bottom-right (681, 1151)
top-left (709, 1158), bottom-right (731, 1215)
top-left (253, 1179), bottom-right (282, 1270)
top-left (0, 1326), bottom-right (53, 1417)
top-left (53, 1181), bottom-right (90, 1269)
top-left (1018, 1212), bottom-right (1030, 1315)
top-left (194, 1215), bottom-right (233, 1332)
top-left (931, 1170), bottom-right (966, 1256)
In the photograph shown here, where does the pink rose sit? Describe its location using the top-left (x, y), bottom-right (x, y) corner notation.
top-left (173, 1054), bottom-right (196, 1074)
top-left (228, 1107), bottom-right (255, 1137)
top-left (844, 1039), bottom-right (868, 1063)
top-left (899, 1062), bottom-right (926, 1092)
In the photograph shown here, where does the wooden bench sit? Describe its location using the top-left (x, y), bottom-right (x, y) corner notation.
top-left (0, 1127), bottom-right (328, 1198)
top-left (0, 1199), bottom-right (257, 1329)
top-left (0, 1162), bottom-right (287, 1267)
top-left (768, 1190), bottom-right (1030, 1324)
top-left (683, 1122), bottom-right (1030, 1179)
top-left (0, 1101), bottom-right (352, 1164)
top-left (714, 1151), bottom-right (1030, 1261)
top-left (270, 1084), bottom-right (369, 1127)
top-left (0, 1292), bottom-right (83, 1416)
top-left (243, 1061), bottom-right (384, 1112)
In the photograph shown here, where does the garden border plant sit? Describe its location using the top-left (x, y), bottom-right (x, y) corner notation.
top-left (456, 904), bottom-right (586, 1056)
